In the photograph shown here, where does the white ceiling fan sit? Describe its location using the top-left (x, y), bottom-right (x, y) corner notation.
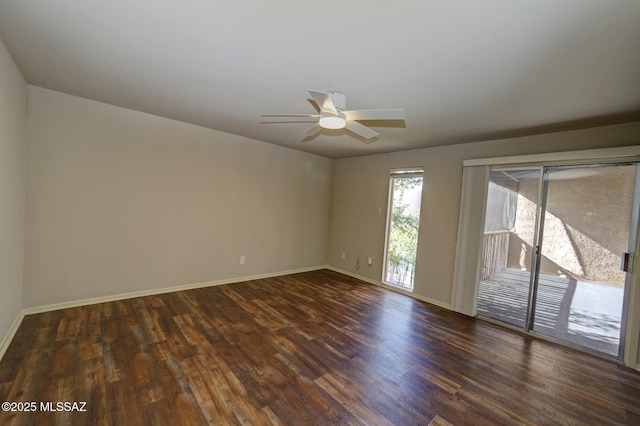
top-left (261, 90), bottom-right (406, 140)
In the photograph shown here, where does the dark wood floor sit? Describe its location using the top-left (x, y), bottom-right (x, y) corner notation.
top-left (1, 270), bottom-right (639, 425)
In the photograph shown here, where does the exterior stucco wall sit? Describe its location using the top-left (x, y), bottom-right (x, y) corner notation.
top-left (506, 165), bottom-right (635, 286)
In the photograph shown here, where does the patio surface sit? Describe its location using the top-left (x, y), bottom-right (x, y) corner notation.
top-left (477, 268), bottom-right (623, 356)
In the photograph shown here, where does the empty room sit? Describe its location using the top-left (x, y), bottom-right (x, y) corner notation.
top-left (1, 1), bottom-right (640, 424)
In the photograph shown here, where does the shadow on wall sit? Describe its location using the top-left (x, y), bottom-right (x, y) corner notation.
top-left (506, 234), bottom-right (584, 283)
top-left (487, 165), bottom-right (634, 286)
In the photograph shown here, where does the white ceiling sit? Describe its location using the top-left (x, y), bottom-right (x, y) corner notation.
top-left (1, 1), bottom-right (639, 158)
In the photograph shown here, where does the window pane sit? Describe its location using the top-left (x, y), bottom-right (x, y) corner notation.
top-left (384, 175), bottom-right (423, 290)
top-left (477, 169), bottom-right (541, 327)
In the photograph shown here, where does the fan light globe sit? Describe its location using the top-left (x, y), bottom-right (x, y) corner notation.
top-left (319, 116), bottom-right (346, 130)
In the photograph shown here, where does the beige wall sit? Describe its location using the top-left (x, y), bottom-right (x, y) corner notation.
top-left (327, 122), bottom-right (640, 306)
top-left (24, 87), bottom-right (332, 308)
top-left (0, 39), bottom-right (27, 347)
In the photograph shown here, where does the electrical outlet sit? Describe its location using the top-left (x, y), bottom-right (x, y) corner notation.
top-left (240, 256), bottom-right (245, 265)
top-left (367, 257), bottom-right (372, 265)
top-left (341, 252), bottom-right (346, 259)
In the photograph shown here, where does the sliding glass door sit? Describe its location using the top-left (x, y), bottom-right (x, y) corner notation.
top-left (531, 164), bottom-right (637, 357)
top-left (478, 162), bottom-right (639, 358)
top-left (477, 168), bottom-right (542, 328)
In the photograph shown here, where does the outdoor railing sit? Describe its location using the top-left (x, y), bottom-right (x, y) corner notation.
top-left (482, 231), bottom-right (510, 281)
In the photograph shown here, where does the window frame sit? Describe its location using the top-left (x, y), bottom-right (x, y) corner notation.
top-left (382, 167), bottom-right (424, 291)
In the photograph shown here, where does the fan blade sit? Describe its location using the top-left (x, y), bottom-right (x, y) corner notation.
top-left (307, 90), bottom-right (338, 115)
top-left (342, 108), bottom-right (406, 121)
top-left (302, 124), bottom-right (322, 139)
top-left (260, 113), bottom-right (321, 123)
top-left (345, 121), bottom-right (379, 140)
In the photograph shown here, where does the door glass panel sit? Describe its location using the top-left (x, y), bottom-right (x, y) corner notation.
top-left (532, 165), bottom-right (636, 357)
top-left (477, 169), bottom-right (541, 327)
top-left (383, 170), bottom-right (423, 290)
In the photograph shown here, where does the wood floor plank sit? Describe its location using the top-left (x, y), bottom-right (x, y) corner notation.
top-left (430, 415), bottom-right (454, 426)
top-left (1, 269), bottom-right (639, 425)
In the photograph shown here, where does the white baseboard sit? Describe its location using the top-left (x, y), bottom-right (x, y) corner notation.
top-left (326, 266), bottom-right (452, 310)
top-left (0, 311), bottom-right (26, 362)
top-left (21, 265), bottom-right (326, 316)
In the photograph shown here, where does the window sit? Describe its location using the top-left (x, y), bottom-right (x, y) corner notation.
top-left (383, 168), bottom-right (424, 290)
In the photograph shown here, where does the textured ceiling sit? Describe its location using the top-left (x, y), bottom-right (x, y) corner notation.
top-left (1, 0), bottom-right (639, 158)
